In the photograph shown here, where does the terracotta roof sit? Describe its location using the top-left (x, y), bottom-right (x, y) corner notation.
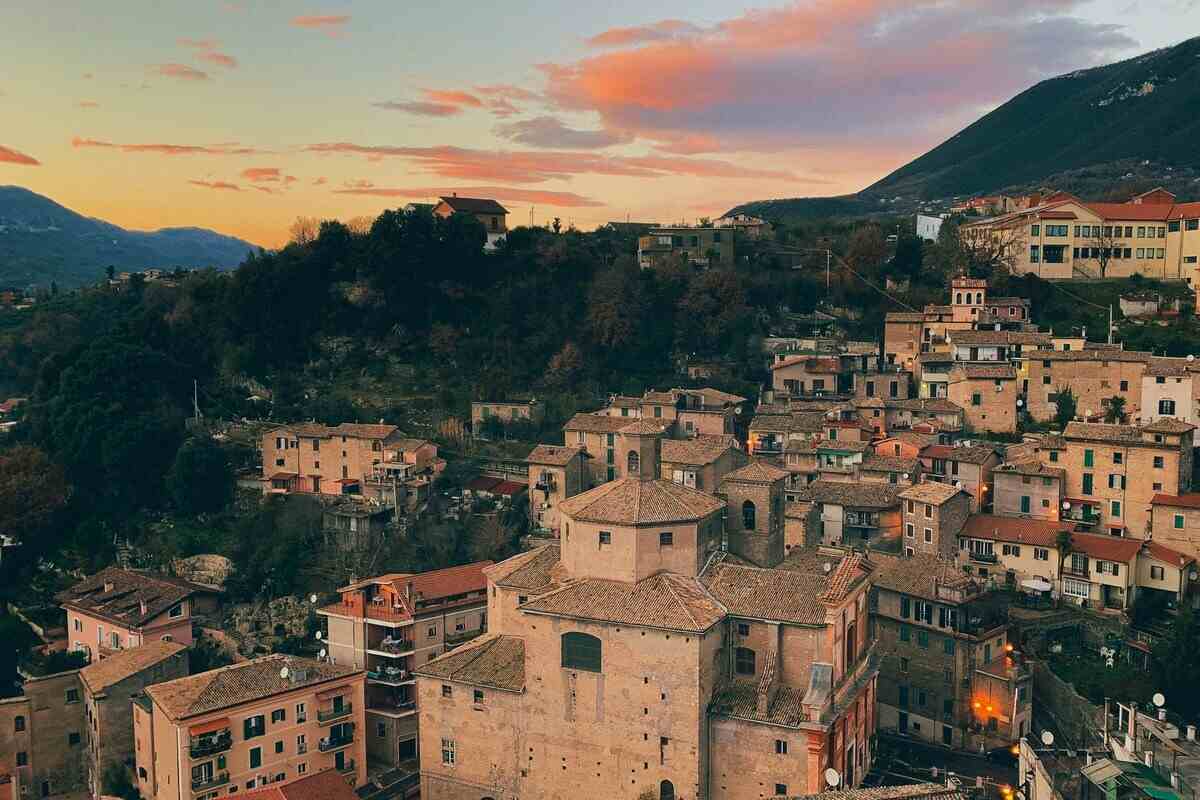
top-left (1064, 421), bottom-right (1184, 444)
top-left (885, 312), bottom-right (927, 323)
top-left (557, 477), bottom-right (724, 525)
top-left (1037, 350), bottom-right (1151, 363)
top-left (620, 419), bottom-right (669, 435)
top-left (145, 655), bottom-right (359, 720)
top-left (1143, 541), bottom-right (1193, 568)
top-left (526, 444), bottom-right (584, 466)
top-left (242, 769), bottom-right (359, 800)
top-left (751, 412), bottom-right (827, 434)
top-left (859, 454), bottom-right (919, 474)
top-left (413, 633), bottom-right (525, 691)
top-left (57, 566), bottom-right (215, 629)
top-left (950, 364), bottom-right (1016, 380)
top-left (880, 431), bottom-right (937, 449)
top-left (920, 443), bottom-right (999, 465)
top-left (1070, 532), bottom-right (1143, 562)
top-left (995, 460), bottom-right (1065, 480)
top-left (819, 551), bottom-right (871, 605)
top-left (661, 435), bottom-right (738, 466)
top-left (391, 437), bottom-right (432, 452)
top-left (1151, 493), bottom-right (1200, 509)
top-left (710, 680), bottom-right (810, 727)
top-left (884, 398), bottom-right (962, 414)
top-left (1141, 419), bottom-right (1196, 434)
top-left (870, 553), bottom-right (975, 602)
top-left (793, 783), bottom-right (966, 800)
top-left (1081, 202), bottom-right (1172, 221)
top-left (465, 476), bottom-right (504, 492)
top-left (1144, 358), bottom-right (1200, 377)
top-left (487, 545), bottom-right (562, 592)
top-left (948, 330), bottom-right (1051, 346)
top-left (520, 573), bottom-right (725, 633)
top-left (793, 480), bottom-right (902, 509)
top-left (701, 561), bottom-right (829, 625)
top-left (959, 515), bottom-right (1074, 547)
top-left (1168, 202), bottom-right (1200, 220)
top-left (275, 422), bottom-right (401, 440)
top-left (722, 460), bottom-right (789, 484)
top-left (79, 640), bottom-right (187, 693)
top-left (642, 389), bottom-right (677, 404)
top-left (678, 387), bottom-right (748, 406)
top-left (342, 561), bottom-right (492, 606)
top-left (563, 412), bottom-right (639, 434)
top-left (439, 195), bottom-right (508, 215)
top-left (607, 395), bottom-right (641, 409)
top-left (1038, 210), bottom-right (1077, 220)
top-left (898, 481), bottom-right (965, 505)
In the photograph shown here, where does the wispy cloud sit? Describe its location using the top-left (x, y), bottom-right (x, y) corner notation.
top-left (371, 100), bottom-right (463, 117)
top-left (423, 89), bottom-right (482, 108)
top-left (197, 51), bottom-right (238, 68)
top-left (494, 116), bottom-right (631, 149)
top-left (188, 179), bottom-right (240, 191)
top-left (332, 182), bottom-right (604, 208)
top-left (0, 145), bottom-right (40, 166)
top-left (73, 136), bottom-right (264, 155)
top-left (586, 19), bottom-right (703, 48)
top-left (291, 14), bottom-right (351, 36)
top-left (240, 167), bottom-right (298, 186)
top-left (150, 63), bottom-right (209, 81)
top-left (178, 37), bottom-right (220, 49)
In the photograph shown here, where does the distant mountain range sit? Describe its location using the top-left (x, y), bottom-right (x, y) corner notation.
top-left (0, 186), bottom-right (261, 288)
top-left (729, 35), bottom-right (1200, 223)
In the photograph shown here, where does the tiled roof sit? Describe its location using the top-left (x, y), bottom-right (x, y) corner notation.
top-left (275, 422), bottom-right (401, 440)
top-left (79, 640), bottom-right (187, 693)
top-left (145, 655), bottom-right (359, 720)
top-left (1038, 350), bottom-right (1151, 363)
top-left (340, 561), bottom-right (492, 613)
top-left (557, 477), bottom-right (724, 525)
top-left (881, 431), bottom-right (937, 448)
top-left (526, 444), bottom-right (584, 466)
top-left (819, 552), bottom-right (871, 605)
top-left (710, 680), bottom-right (810, 727)
top-left (440, 195), bottom-right (508, 214)
top-left (487, 545), bottom-right (562, 592)
top-left (948, 330), bottom-right (1051, 346)
top-left (885, 312), bottom-right (927, 323)
top-left (859, 454), bottom-right (919, 473)
top-left (620, 419), bottom-right (670, 435)
top-left (701, 561), bottom-right (828, 625)
top-left (792, 782), bottom-right (967, 800)
top-left (661, 434), bottom-right (739, 466)
top-left (950, 363), bottom-right (1016, 380)
top-left (1151, 493), bottom-right (1200, 509)
top-left (793, 480), bottom-right (902, 509)
top-left (520, 574), bottom-right (725, 633)
top-left (1070, 532), bottom-right (1143, 562)
top-left (995, 460), bottom-right (1066, 480)
top-left (678, 387), bottom-right (748, 406)
top-left (1145, 358), bottom-right (1199, 377)
top-left (920, 443), bottom-right (1000, 464)
top-left (642, 390), bottom-right (677, 404)
top-left (884, 398), bottom-right (963, 414)
top-left (898, 481), bottom-right (965, 505)
top-left (723, 460), bottom-right (790, 484)
top-left (1080, 202), bottom-right (1173, 221)
top-left (1141, 419), bottom-right (1195, 434)
top-left (1144, 541), bottom-right (1193, 568)
top-left (607, 395), bottom-right (641, 408)
top-left (57, 566), bottom-right (214, 628)
top-left (869, 553), bottom-right (974, 602)
top-left (959, 515), bottom-right (1074, 548)
top-left (414, 634), bottom-right (525, 691)
top-left (242, 770), bottom-right (359, 800)
top-left (1064, 422), bottom-right (1160, 444)
top-left (563, 412), bottom-right (640, 434)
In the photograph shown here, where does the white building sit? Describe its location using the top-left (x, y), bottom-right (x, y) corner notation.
top-left (916, 214), bottom-right (947, 242)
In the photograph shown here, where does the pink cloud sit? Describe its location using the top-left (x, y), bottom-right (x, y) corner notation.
top-left (372, 100), bottom-right (462, 117)
top-left (178, 38), bottom-right (220, 49)
top-left (495, 116), bottom-right (630, 149)
top-left (251, 185), bottom-right (277, 194)
top-left (542, 1), bottom-right (1134, 154)
top-left (291, 14), bottom-right (351, 36)
top-left (77, 100), bottom-right (100, 109)
top-left (197, 51), bottom-right (238, 68)
top-left (72, 136), bottom-right (264, 155)
top-left (423, 89), bottom-right (482, 108)
top-left (332, 183), bottom-right (604, 208)
top-left (150, 63), bottom-right (209, 81)
top-left (189, 179), bottom-right (240, 191)
top-left (304, 142), bottom-right (792, 182)
top-left (474, 84), bottom-right (541, 102)
top-left (0, 145), bottom-right (40, 166)
top-left (240, 167), bottom-right (283, 182)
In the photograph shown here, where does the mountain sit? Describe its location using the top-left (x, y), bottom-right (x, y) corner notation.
top-left (0, 186), bottom-right (261, 287)
top-left (729, 36), bottom-right (1200, 222)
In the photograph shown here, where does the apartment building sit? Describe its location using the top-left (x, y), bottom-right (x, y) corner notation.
top-left (57, 566), bottom-right (218, 656)
top-left (1142, 357), bottom-right (1200, 425)
top-left (432, 195), bottom-right (508, 250)
top-left (1047, 420), bottom-right (1195, 538)
top-left (637, 225), bottom-right (735, 269)
top-left (897, 482), bottom-right (971, 559)
top-left (992, 461), bottom-right (1066, 521)
top-left (790, 481), bottom-right (903, 554)
top-left (661, 434), bottom-right (747, 493)
top-left (415, 421), bottom-right (878, 800)
top-left (871, 398), bottom-right (964, 437)
top-left (260, 423), bottom-right (440, 500)
top-left (640, 387), bottom-right (745, 437)
top-left (957, 515), bottom-right (1075, 589)
top-left (316, 563), bottom-right (490, 769)
top-left (748, 411), bottom-right (828, 456)
top-left (526, 444), bottom-right (588, 535)
top-left (871, 554), bottom-right (1030, 750)
top-left (947, 364), bottom-right (1018, 434)
top-left (1025, 350), bottom-right (1150, 422)
top-left (0, 668), bottom-right (87, 799)
top-left (135, 656), bottom-right (366, 799)
top-left (1150, 493), bottom-right (1200, 563)
top-left (80, 641), bottom-right (189, 797)
top-left (918, 443), bottom-right (1001, 511)
top-left (470, 398), bottom-right (545, 430)
top-left (959, 189), bottom-right (1200, 281)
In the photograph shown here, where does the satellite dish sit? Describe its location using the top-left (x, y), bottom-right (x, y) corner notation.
top-left (824, 768), bottom-right (842, 787)
top-left (1153, 692), bottom-right (1165, 708)
top-left (279, 666), bottom-right (290, 680)
top-left (310, 593), bottom-right (318, 604)
top-left (1189, 355), bottom-right (1195, 363)
top-left (1016, 399), bottom-right (1024, 408)
top-left (319, 648), bottom-right (327, 659)
top-left (1041, 731), bottom-right (1055, 747)
top-left (315, 631), bottom-right (323, 640)
top-left (902, 473), bottom-right (910, 480)
top-left (1062, 501), bottom-right (1071, 510)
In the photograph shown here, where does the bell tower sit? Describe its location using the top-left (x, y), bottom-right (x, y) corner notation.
top-left (619, 420), bottom-right (664, 480)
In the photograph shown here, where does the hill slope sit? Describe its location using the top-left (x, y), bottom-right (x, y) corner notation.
top-left (0, 186), bottom-right (260, 287)
top-left (730, 36), bottom-right (1200, 222)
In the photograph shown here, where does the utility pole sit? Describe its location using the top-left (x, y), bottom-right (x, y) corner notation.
top-left (826, 249), bottom-right (831, 293)
top-left (193, 379), bottom-right (201, 422)
top-left (1108, 305), bottom-right (1114, 345)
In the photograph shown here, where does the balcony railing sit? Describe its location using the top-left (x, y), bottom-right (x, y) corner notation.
top-left (374, 637), bottom-right (414, 655)
top-left (189, 731), bottom-right (232, 759)
top-left (444, 629), bottom-right (480, 647)
top-left (318, 703), bottom-right (353, 724)
top-left (1063, 563), bottom-right (1091, 579)
top-left (371, 698), bottom-right (417, 714)
top-left (191, 772), bottom-right (230, 792)
top-left (968, 551), bottom-right (998, 564)
top-left (319, 731), bottom-right (355, 752)
top-left (752, 442), bottom-right (783, 454)
top-left (338, 759), bottom-right (357, 774)
top-left (367, 667), bottom-right (411, 685)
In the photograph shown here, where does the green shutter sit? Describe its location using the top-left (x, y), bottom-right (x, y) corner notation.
top-left (1084, 449), bottom-right (1094, 467)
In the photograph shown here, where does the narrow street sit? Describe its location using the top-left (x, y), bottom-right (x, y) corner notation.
top-left (868, 733), bottom-right (1019, 792)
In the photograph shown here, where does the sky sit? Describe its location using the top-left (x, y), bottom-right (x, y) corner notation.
top-left (1, 1), bottom-right (1197, 247)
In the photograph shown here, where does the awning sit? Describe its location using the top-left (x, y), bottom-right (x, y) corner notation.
top-left (1021, 578), bottom-right (1053, 593)
top-left (188, 717), bottom-right (231, 736)
top-left (335, 478), bottom-right (360, 485)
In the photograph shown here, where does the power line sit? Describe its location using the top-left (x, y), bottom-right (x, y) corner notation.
top-left (830, 252), bottom-right (921, 312)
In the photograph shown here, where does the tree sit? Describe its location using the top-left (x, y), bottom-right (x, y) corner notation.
top-left (105, 265), bottom-right (115, 282)
top-left (1055, 529), bottom-right (1074, 596)
top-left (166, 437), bottom-right (234, 515)
top-left (288, 216), bottom-right (320, 246)
top-left (959, 223), bottom-right (1020, 276)
top-left (102, 762), bottom-right (141, 800)
top-left (546, 342), bottom-right (583, 388)
top-left (0, 445), bottom-right (69, 545)
top-left (891, 235), bottom-right (924, 283)
top-left (1152, 607), bottom-right (1200, 721)
top-left (552, 217), bottom-right (562, 234)
top-left (1103, 395), bottom-right (1128, 424)
top-left (1087, 226), bottom-right (1122, 279)
top-left (1054, 386), bottom-right (1077, 428)
top-left (845, 225), bottom-right (888, 277)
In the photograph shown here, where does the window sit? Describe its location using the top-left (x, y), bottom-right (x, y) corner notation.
top-left (944, 637), bottom-right (955, 655)
top-left (1137, 248), bottom-right (1146, 259)
top-left (598, 531), bottom-right (611, 546)
top-left (441, 684), bottom-right (453, 698)
top-left (737, 622), bottom-right (750, 636)
top-left (924, 528), bottom-right (933, 544)
top-left (735, 647), bottom-right (756, 676)
top-left (1034, 547), bottom-right (1049, 561)
top-left (244, 715), bottom-right (265, 740)
top-left (1159, 399), bottom-right (1176, 416)
top-left (1046, 225), bottom-right (1068, 237)
top-left (297, 734), bottom-right (307, 754)
top-left (377, 722), bottom-right (387, 738)
top-left (1113, 451), bottom-right (1123, 465)
top-left (1031, 224), bottom-right (1040, 236)
top-left (1188, 219), bottom-right (1200, 231)
top-left (917, 630), bottom-right (929, 649)
top-left (295, 703), bottom-right (306, 722)
top-left (776, 786), bottom-right (788, 797)
top-left (1151, 565), bottom-right (1165, 580)
top-left (473, 689), bottom-right (484, 704)
top-left (271, 709), bottom-right (285, 724)
top-left (1030, 245), bottom-right (1040, 263)
top-left (65, 688), bottom-right (79, 704)
top-left (972, 393), bottom-right (982, 406)
top-left (14, 715), bottom-right (25, 732)
top-left (1175, 514), bottom-right (1185, 530)
top-left (169, 603), bottom-right (183, 618)
top-left (775, 739), bottom-right (788, 755)
top-left (742, 500), bottom-right (756, 530)
top-left (659, 531), bottom-right (673, 547)
top-left (1020, 496), bottom-right (1030, 514)
top-left (274, 740), bottom-right (283, 754)
top-left (627, 450), bottom-right (640, 476)
top-left (249, 747), bottom-right (262, 769)
top-left (900, 657), bottom-right (909, 673)
top-left (1049, 450), bottom-right (1058, 462)
top-left (68, 731), bottom-right (80, 746)
top-left (1082, 473), bottom-right (1093, 496)
top-left (905, 523), bottom-right (914, 538)
top-left (900, 596), bottom-right (910, 618)
top-left (900, 625), bottom-right (910, 642)
top-left (1154, 456), bottom-right (1164, 469)
top-left (1111, 501), bottom-right (1121, 518)
top-left (441, 738), bottom-right (456, 765)
top-left (1063, 578), bottom-right (1089, 598)
top-left (562, 632), bottom-right (602, 672)
top-left (1084, 449), bottom-right (1094, 467)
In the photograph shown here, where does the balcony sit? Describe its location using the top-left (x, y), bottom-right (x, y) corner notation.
top-left (968, 551), bottom-right (998, 564)
top-left (1063, 508), bottom-right (1100, 528)
top-left (371, 636), bottom-right (414, 656)
top-left (191, 772), bottom-right (230, 793)
top-left (371, 697), bottom-right (417, 716)
top-left (368, 666), bottom-right (412, 686)
top-left (319, 731), bottom-right (355, 752)
top-left (1063, 562), bottom-right (1091, 579)
top-left (189, 731), bottom-right (232, 759)
top-left (318, 702), bottom-right (353, 724)
top-left (752, 441), bottom-right (783, 455)
top-left (444, 629), bottom-right (481, 647)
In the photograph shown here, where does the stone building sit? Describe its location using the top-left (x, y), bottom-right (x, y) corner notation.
top-left (470, 399), bottom-right (545, 430)
top-left (1024, 350), bottom-right (1150, 423)
top-left (79, 640), bottom-right (189, 796)
top-left (1141, 357), bottom-right (1200, 426)
top-left (897, 482), bottom-right (970, 559)
top-left (526, 444), bottom-right (589, 535)
top-left (0, 668), bottom-right (87, 798)
top-left (1150, 493), bottom-right (1200, 562)
top-left (414, 424), bottom-right (878, 800)
top-left (785, 481), bottom-right (903, 556)
top-left (992, 461), bottom-right (1065, 521)
top-left (718, 461), bottom-right (789, 568)
top-left (317, 563), bottom-right (491, 770)
top-left (917, 443), bottom-right (1002, 511)
top-left (946, 364), bottom-right (1017, 434)
top-left (661, 435), bottom-right (746, 494)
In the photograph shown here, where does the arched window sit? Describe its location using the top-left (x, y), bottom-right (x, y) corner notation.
top-left (955, 293), bottom-right (962, 304)
top-left (735, 647), bottom-right (756, 676)
top-left (742, 500), bottom-right (756, 531)
top-left (660, 780), bottom-right (676, 800)
top-left (975, 292), bottom-right (983, 304)
top-left (628, 450), bottom-right (640, 476)
top-left (1159, 399), bottom-right (1176, 416)
top-left (561, 632), bottom-right (602, 672)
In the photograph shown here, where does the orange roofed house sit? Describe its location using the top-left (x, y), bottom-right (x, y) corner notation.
top-left (414, 423), bottom-right (878, 800)
top-left (133, 655), bottom-right (366, 800)
top-left (433, 195), bottom-right (508, 250)
top-left (57, 566), bottom-right (219, 658)
top-left (316, 562), bottom-right (491, 770)
top-left (241, 768), bottom-right (359, 800)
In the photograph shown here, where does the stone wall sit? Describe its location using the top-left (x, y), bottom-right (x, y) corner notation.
top-left (1031, 661), bottom-right (1103, 749)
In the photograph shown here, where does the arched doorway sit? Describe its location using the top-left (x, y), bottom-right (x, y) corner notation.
top-left (660, 779), bottom-right (675, 800)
